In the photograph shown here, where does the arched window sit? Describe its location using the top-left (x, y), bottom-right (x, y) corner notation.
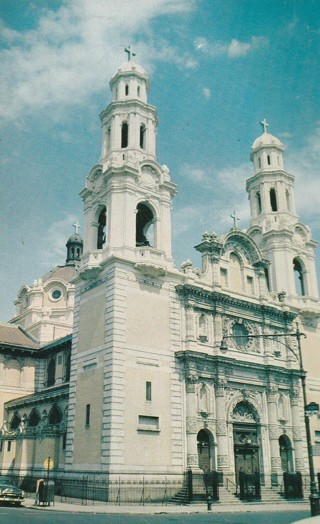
top-left (140, 124), bottom-right (146, 149)
top-left (279, 435), bottom-right (293, 472)
top-left (229, 252), bottom-right (242, 292)
top-left (258, 157), bottom-right (261, 168)
top-left (264, 267), bottom-right (271, 291)
top-left (199, 384), bottom-right (209, 412)
top-left (270, 188), bottom-right (278, 211)
top-left (293, 258), bottom-right (305, 296)
top-left (106, 126), bottom-right (111, 151)
top-left (121, 122), bottom-right (129, 148)
top-left (48, 405), bottom-right (62, 425)
top-left (136, 203), bottom-right (154, 247)
top-left (47, 357), bottom-right (56, 387)
top-left (256, 191), bottom-right (262, 214)
top-left (198, 314), bottom-right (207, 342)
top-left (267, 154), bottom-right (271, 165)
top-left (137, 85), bottom-right (141, 97)
top-left (125, 84), bottom-right (129, 96)
top-left (97, 207), bottom-right (106, 249)
top-left (10, 413), bottom-right (21, 431)
top-left (28, 409), bottom-right (40, 427)
top-left (285, 189), bottom-right (291, 211)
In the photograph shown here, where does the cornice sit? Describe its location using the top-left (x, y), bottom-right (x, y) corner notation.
top-left (4, 384), bottom-right (69, 410)
top-left (175, 284), bottom-right (296, 323)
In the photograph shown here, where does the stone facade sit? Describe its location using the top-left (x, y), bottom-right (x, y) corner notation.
top-left (0, 57), bottom-right (319, 492)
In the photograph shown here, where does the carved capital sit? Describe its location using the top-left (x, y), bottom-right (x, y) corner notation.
top-left (186, 417), bottom-right (198, 434)
top-left (269, 425), bottom-right (281, 439)
top-left (292, 427), bottom-right (304, 441)
top-left (187, 454), bottom-right (199, 468)
top-left (216, 421), bottom-right (227, 436)
top-left (271, 457), bottom-right (282, 470)
top-left (217, 455), bottom-right (229, 468)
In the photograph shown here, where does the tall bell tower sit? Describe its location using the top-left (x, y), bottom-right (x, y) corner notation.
top-left (80, 48), bottom-right (176, 273)
top-left (247, 120), bottom-right (319, 305)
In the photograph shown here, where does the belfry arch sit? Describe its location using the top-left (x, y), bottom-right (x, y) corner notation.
top-left (136, 202), bottom-right (155, 247)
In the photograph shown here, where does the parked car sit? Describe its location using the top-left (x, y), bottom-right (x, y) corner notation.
top-left (0, 479), bottom-right (25, 506)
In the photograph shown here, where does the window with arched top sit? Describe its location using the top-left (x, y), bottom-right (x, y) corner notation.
top-left (137, 85), bottom-right (141, 97)
top-left (121, 122), bottom-right (129, 148)
top-left (267, 154), bottom-right (271, 165)
top-left (47, 357), bottom-right (56, 387)
top-left (136, 203), bottom-right (154, 247)
top-left (97, 207), bottom-right (106, 249)
top-left (270, 188), bottom-right (278, 211)
top-left (125, 84), bottom-right (129, 96)
top-left (293, 258), bottom-right (306, 296)
top-left (199, 384), bottom-right (209, 412)
top-left (256, 191), bottom-right (262, 214)
top-left (229, 252), bottom-right (243, 292)
top-left (48, 405), bottom-right (62, 425)
top-left (140, 124), bottom-right (146, 149)
top-left (28, 409), bottom-right (40, 427)
top-left (10, 413), bottom-right (21, 431)
top-left (198, 314), bottom-right (208, 342)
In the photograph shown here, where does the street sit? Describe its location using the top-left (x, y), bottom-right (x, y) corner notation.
top-left (0, 506), bottom-right (310, 524)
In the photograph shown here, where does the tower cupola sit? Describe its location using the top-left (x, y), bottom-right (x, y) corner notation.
top-left (66, 222), bottom-right (83, 265)
top-left (250, 119), bottom-right (285, 174)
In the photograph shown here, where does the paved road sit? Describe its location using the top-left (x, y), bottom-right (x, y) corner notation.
top-left (0, 506), bottom-right (310, 524)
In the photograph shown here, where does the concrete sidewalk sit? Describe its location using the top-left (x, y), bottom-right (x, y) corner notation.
top-left (23, 497), bottom-right (310, 514)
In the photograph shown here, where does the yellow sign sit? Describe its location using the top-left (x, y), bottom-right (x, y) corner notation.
top-left (44, 457), bottom-right (54, 470)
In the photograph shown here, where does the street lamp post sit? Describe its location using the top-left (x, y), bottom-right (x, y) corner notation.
top-left (220, 324), bottom-right (320, 516)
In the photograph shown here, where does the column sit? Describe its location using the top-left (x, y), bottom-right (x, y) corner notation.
top-left (267, 385), bottom-right (282, 477)
top-left (215, 378), bottom-right (229, 472)
top-left (290, 385), bottom-right (307, 473)
top-left (186, 378), bottom-right (198, 470)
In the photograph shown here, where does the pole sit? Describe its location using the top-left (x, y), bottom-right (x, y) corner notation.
top-left (296, 326), bottom-right (320, 516)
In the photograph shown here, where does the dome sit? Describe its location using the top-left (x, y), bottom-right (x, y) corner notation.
top-left (66, 233), bottom-right (83, 244)
top-left (110, 60), bottom-right (149, 87)
top-left (251, 132), bottom-right (284, 151)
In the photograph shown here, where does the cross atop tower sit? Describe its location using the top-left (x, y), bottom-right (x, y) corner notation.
top-left (261, 118), bottom-right (269, 134)
top-left (125, 45), bottom-right (136, 61)
top-left (231, 210), bottom-right (240, 229)
top-left (73, 221), bottom-right (80, 234)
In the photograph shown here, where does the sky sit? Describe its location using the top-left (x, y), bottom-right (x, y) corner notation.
top-left (1, 0), bottom-right (320, 321)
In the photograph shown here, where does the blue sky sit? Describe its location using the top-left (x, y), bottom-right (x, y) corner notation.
top-left (1, 0), bottom-right (320, 321)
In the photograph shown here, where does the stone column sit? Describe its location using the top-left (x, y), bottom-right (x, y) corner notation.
top-left (215, 378), bottom-right (229, 472)
top-left (267, 385), bottom-right (282, 476)
top-left (290, 385), bottom-right (307, 473)
top-left (186, 378), bottom-right (199, 470)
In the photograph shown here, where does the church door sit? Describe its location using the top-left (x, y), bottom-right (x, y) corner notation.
top-left (197, 430), bottom-right (211, 472)
top-left (234, 425), bottom-right (260, 479)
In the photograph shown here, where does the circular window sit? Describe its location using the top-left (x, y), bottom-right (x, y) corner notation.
top-left (232, 322), bottom-right (249, 347)
top-left (51, 289), bottom-right (62, 300)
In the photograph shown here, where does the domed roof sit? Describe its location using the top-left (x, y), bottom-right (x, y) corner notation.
top-left (117, 60), bottom-right (147, 76)
top-left (251, 131), bottom-right (284, 151)
top-left (66, 233), bottom-right (83, 244)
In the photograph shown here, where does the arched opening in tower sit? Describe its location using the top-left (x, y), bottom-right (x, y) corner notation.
top-left (97, 207), bottom-right (106, 249)
top-left (136, 203), bottom-right (154, 247)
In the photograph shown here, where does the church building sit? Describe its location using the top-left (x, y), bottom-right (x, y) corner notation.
top-left (1, 53), bottom-right (319, 503)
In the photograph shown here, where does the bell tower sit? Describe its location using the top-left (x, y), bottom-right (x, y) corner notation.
top-left (247, 120), bottom-right (319, 304)
top-left (80, 48), bottom-right (176, 273)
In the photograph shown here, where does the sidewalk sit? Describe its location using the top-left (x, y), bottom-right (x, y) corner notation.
top-left (24, 497), bottom-right (310, 514)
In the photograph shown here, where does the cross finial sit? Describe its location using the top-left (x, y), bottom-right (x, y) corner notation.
top-left (125, 45), bottom-right (136, 62)
top-left (73, 221), bottom-right (80, 234)
top-left (261, 118), bottom-right (269, 134)
top-left (231, 210), bottom-right (240, 229)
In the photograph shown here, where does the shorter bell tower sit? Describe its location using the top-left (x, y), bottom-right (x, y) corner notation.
top-left (247, 120), bottom-right (319, 305)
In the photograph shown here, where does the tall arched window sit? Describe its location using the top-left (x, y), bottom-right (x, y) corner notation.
top-left (97, 207), bottom-right (106, 249)
top-left (140, 124), bottom-right (146, 149)
top-left (256, 191), bottom-right (262, 214)
top-left (47, 357), bottom-right (56, 387)
top-left (65, 353), bottom-right (71, 382)
top-left (229, 252), bottom-right (242, 292)
top-left (267, 154), bottom-right (271, 165)
top-left (28, 409), bottom-right (40, 427)
top-left (125, 84), bottom-right (129, 96)
top-left (10, 413), bottom-right (21, 431)
top-left (136, 203), bottom-right (154, 247)
top-left (270, 188), bottom-right (278, 211)
top-left (48, 405), bottom-right (62, 425)
top-left (121, 122), bottom-right (129, 148)
top-left (293, 258), bottom-right (305, 296)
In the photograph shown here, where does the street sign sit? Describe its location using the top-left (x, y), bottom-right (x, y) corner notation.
top-left (43, 457), bottom-right (54, 470)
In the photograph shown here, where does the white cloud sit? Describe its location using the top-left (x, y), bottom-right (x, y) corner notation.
top-left (203, 87), bottom-right (211, 99)
top-left (194, 35), bottom-right (268, 59)
top-left (0, 0), bottom-right (196, 123)
top-left (39, 213), bottom-right (81, 268)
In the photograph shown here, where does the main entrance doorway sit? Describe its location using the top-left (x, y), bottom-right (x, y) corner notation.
top-left (234, 425), bottom-right (260, 479)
